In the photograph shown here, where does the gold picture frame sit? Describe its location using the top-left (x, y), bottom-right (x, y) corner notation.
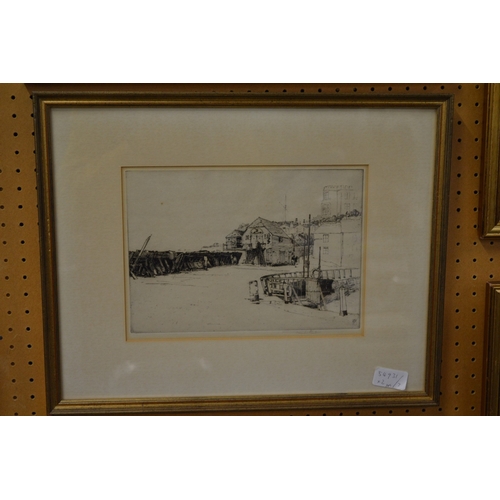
top-left (482, 83), bottom-right (500, 238)
top-left (34, 90), bottom-right (453, 415)
top-left (485, 282), bottom-right (500, 415)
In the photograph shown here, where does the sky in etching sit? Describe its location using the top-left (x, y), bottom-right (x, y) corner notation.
top-left (125, 167), bottom-right (364, 251)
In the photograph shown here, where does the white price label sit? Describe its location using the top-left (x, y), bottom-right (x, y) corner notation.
top-left (372, 367), bottom-right (408, 391)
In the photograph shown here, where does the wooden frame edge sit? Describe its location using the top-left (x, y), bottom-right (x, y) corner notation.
top-left (481, 83), bottom-right (500, 238)
top-left (484, 282), bottom-right (500, 415)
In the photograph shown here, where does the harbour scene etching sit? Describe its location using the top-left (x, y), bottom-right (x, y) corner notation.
top-left (124, 167), bottom-right (365, 337)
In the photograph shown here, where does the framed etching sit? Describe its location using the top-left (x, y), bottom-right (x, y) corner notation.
top-left (34, 91), bottom-right (453, 414)
top-left (482, 83), bottom-right (500, 238)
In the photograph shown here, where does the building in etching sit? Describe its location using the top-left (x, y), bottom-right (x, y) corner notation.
top-left (321, 185), bottom-right (361, 217)
top-left (241, 217), bottom-right (294, 265)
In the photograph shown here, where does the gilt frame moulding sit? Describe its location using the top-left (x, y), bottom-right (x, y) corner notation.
top-left (485, 282), bottom-right (500, 415)
top-left (33, 90), bottom-right (453, 415)
top-left (482, 83), bottom-right (500, 238)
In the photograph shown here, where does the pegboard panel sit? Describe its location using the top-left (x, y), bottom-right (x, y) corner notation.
top-left (0, 83), bottom-right (495, 415)
top-left (0, 84), bottom-right (45, 416)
